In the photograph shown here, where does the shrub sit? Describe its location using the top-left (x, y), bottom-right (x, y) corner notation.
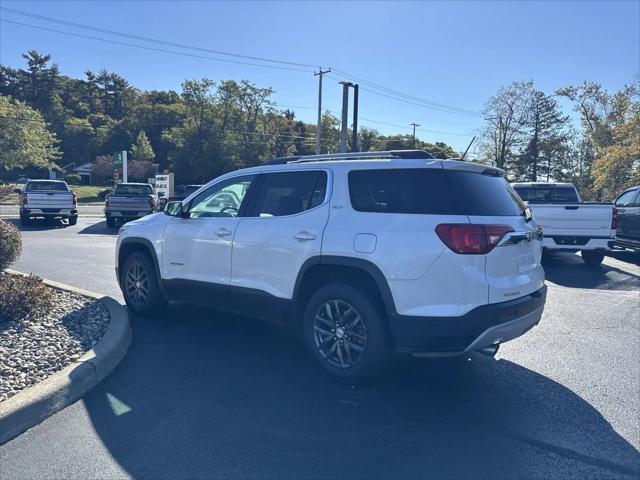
top-left (0, 219), bottom-right (22, 270)
top-left (0, 273), bottom-right (53, 326)
top-left (65, 173), bottom-right (82, 184)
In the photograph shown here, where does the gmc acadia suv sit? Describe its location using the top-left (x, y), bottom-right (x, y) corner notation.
top-left (115, 150), bottom-right (547, 381)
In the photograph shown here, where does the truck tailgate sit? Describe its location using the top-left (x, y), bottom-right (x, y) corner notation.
top-left (530, 204), bottom-right (613, 236)
top-left (26, 192), bottom-right (74, 209)
top-left (108, 196), bottom-right (151, 211)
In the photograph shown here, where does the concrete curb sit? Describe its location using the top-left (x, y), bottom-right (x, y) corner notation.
top-left (0, 271), bottom-right (132, 445)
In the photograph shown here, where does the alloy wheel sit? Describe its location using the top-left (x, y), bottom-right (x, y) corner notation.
top-left (313, 300), bottom-right (367, 369)
top-left (124, 261), bottom-right (149, 307)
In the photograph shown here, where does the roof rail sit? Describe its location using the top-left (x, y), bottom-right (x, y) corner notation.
top-left (268, 149), bottom-right (434, 165)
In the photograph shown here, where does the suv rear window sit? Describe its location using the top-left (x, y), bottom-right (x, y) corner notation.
top-left (513, 186), bottom-right (578, 204)
top-left (26, 181), bottom-right (69, 192)
top-left (113, 184), bottom-right (154, 195)
top-left (348, 168), bottom-right (525, 216)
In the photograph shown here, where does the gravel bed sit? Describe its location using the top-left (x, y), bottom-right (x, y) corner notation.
top-left (0, 288), bottom-right (110, 402)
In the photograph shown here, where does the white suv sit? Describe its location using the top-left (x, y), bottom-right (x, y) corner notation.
top-left (115, 150), bottom-right (547, 381)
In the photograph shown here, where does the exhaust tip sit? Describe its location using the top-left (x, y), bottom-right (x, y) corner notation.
top-left (478, 344), bottom-right (500, 357)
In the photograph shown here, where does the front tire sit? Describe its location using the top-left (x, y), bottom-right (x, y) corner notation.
top-left (581, 250), bottom-right (605, 266)
top-left (121, 252), bottom-right (166, 315)
top-left (302, 283), bottom-right (392, 383)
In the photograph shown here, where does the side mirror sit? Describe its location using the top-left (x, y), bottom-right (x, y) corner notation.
top-left (13, 188), bottom-right (22, 194)
top-left (165, 201), bottom-right (187, 217)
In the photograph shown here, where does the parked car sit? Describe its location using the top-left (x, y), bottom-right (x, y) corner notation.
top-left (115, 150), bottom-right (546, 382)
top-left (613, 185), bottom-right (640, 251)
top-left (160, 184), bottom-right (203, 210)
top-left (15, 180), bottom-right (78, 226)
top-left (105, 182), bottom-right (158, 228)
top-left (511, 182), bottom-right (616, 265)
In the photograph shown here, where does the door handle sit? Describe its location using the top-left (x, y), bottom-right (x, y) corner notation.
top-left (294, 231), bottom-right (317, 241)
top-left (215, 228), bottom-right (232, 237)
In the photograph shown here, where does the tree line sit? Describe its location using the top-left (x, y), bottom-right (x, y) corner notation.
top-left (0, 51), bottom-right (457, 184)
top-left (1, 51), bottom-right (636, 199)
top-left (479, 78), bottom-right (639, 200)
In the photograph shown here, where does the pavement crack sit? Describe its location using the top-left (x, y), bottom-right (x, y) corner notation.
top-left (511, 433), bottom-right (640, 477)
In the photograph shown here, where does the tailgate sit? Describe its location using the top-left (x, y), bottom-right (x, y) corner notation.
top-left (26, 192), bottom-right (74, 209)
top-left (109, 196), bottom-right (150, 210)
top-left (530, 204), bottom-right (613, 236)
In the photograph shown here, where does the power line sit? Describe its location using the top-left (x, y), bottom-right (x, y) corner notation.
top-left (2, 7), bottom-right (483, 119)
top-left (0, 7), bottom-right (318, 69)
top-left (332, 68), bottom-right (481, 117)
top-left (0, 19), bottom-right (314, 73)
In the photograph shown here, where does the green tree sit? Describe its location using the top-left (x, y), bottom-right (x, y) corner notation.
top-left (0, 95), bottom-right (60, 170)
top-left (130, 131), bottom-right (155, 162)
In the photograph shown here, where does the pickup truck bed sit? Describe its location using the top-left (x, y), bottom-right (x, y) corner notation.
top-left (512, 182), bottom-right (615, 265)
top-left (18, 180), bottom-right (78, 226)
top-left (105, 183), bottom-right (157, 227)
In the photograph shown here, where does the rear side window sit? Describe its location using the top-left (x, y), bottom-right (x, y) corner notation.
top-left (348, 168), bottom-right (524, 216)
top-left (615, 189), bottom-right (639, 207)
top-left (249, 171), bottom-right (327, 217)
top-left (448, 171), bottom-right (525, 216)
top-left (26, 182), bottom-right (68, 192)
top-left (349, 169), bottom-right (455, 214)
top-left (114, 184), bottom-right (154, 195)
top-left (514, 186), bottom-right (579, 204)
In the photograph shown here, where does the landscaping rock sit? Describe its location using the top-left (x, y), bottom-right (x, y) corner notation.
top-left (0, 288), bottom-right (110, 402)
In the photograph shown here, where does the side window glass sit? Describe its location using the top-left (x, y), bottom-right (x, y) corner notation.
top-left (251, 171), bottom-right (327, 217)
top-left (188, 175), bottom-right (254, 218)
top-left (615, 189), bottom-right (638, 207)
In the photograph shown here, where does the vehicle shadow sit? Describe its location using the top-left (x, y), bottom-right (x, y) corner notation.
top-left (2, 218), bottom-right (68, 231)
top-left (80, 305), bottom-right (640, 479)
top-left (77, 220), bottom-right (119, 235)
top-left (543, 251), bottom-right (640, 291)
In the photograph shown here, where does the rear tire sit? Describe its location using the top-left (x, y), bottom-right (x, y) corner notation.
top-left (121, 252), bottom-right (166, 316)
top-left (19, 214), bottom-right (31, 226)
top-left (302, 283), bottom-right (392, 383)
top-left (68, 216), bottom-right (78, 226)
top-left (581, 250), bottom-right (605, 266)
top-left (106, 217), bottom-right (116, 228)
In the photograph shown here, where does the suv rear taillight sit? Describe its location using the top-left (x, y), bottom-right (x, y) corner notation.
top-left (435, 224), bottom-right (514, 254)
top-left (611, 207), bottom-right (617, 230)
top-left (22, 193), bottom-right (28, 206)
top-left (72, 192), bottom-right (77, 207)
top-left (105, 196), bottom-right (110, 208)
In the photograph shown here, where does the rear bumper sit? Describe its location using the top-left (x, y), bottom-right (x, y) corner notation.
top-left (542, 235), bottom-right (611, 251)
top-left (105, 210), bottom-right (153, 219)
top-left (388, 285), bottom-right (547, 355)
top-left (613, 237), bottom-right (640, 251)
top-left (21, 208), bottom-right (77, 218)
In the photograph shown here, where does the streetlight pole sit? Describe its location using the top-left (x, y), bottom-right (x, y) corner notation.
top-left (410, 123), bottom-right (420, 149)
top-left (314, 68), bottom-right (330, 154)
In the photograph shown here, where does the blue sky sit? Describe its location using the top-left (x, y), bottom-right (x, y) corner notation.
top-left (1, 0), bottom-right (638, 152)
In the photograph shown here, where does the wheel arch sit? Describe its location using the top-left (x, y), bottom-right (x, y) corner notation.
top-left (293, 256), bottom-right (397, 319)
top-left (118, 237), bottom-right (167, 297)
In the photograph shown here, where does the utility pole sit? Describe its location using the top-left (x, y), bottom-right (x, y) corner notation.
top-left (410, 123), bottom-right (420, 149)
top-left (351, 84), bottom-right (359, 152)
top-left (314, 68), bottom-right (330, 154)
top-left (339, 81), bottom-right (353, 153)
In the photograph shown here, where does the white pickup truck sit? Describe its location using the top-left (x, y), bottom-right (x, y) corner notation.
top-left (511, 182), bottom-right (616, 265)
top-left (15, 180), bottom-right (78, 227)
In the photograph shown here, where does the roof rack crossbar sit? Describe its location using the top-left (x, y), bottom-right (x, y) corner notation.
top-left (273, 149), bottom-right (435, 164)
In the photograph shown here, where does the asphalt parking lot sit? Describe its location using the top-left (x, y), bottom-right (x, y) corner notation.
top-left (1, 217), bottom-right (639, 479)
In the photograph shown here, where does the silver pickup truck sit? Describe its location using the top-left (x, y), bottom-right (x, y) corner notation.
top-left (15, 180), bottom-right (78, 226)
top-left (105, 183), bottom-right (158, 228)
